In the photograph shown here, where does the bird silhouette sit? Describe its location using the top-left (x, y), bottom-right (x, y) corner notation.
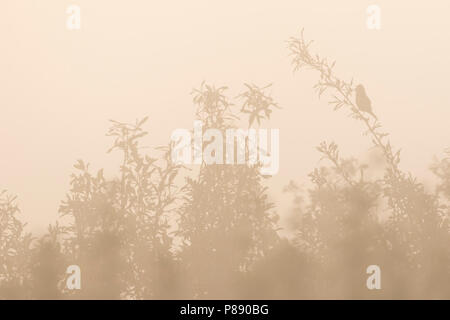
top-left (355, 84), bottom-right (377, 120)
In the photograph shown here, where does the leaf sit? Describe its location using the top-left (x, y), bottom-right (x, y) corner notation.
top-left (97, 169), bottom-right (104, 180)
top-left (74, 159), bottom-right (85, 170)
top-left (138, 116), bottom-right (149, 127)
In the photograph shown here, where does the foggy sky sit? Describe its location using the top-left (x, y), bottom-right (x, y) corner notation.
top-left (1, 0), bottom-right (449, 233)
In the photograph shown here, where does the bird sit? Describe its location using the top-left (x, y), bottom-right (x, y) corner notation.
top-left (355, 84), bottom-right (378, 120)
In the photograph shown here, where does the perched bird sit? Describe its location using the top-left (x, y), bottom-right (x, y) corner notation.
top-left (355, 84), bottom-right (377, 120)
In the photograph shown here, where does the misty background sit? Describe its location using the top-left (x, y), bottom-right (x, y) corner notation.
top-left (1, 0), bottom-right (449, 234)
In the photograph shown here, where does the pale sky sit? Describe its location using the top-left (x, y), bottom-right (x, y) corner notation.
top-left (1, 0), bottom-right (449, 233)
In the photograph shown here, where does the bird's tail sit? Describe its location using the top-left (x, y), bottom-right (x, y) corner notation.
top-left (369, 111), bottom-right (378, 121)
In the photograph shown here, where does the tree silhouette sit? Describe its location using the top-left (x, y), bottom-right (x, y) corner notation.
top-left (59, 118), bottom-right (183, 299)
top-left (0, 191), bottom-right (33, 299)
top-left (287, 29), bottom-right (450, 298)
top-left (0, 29), bottom-right (449, 300)
top-left (177, 83), bottom-right (280, 298)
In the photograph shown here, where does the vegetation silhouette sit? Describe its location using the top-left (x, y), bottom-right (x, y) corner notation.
top-left (0, 30), bottom-right (449, 299)
top-left (287, 29), bottom-right (450, 299)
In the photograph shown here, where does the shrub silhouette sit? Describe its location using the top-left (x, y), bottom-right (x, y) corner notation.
top-left (0, 29), bottom-right (449, 300)
top-left (0, 191), bottom-right (33, 299)
top-left (286, 29), bottom-right (450, 299)
top-left (58, 118), bottom-right (183, 299)
top-left (176, 83), bottom-right (280, 298)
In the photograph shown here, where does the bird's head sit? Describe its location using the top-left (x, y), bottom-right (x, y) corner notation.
top-left (355, 84), bottom-right (365, 94)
